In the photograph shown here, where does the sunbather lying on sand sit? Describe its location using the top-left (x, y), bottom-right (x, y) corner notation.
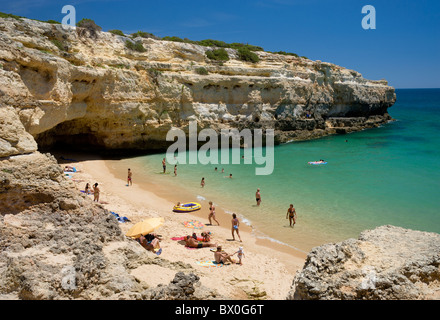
top-left (185, 235), bottom-right (216, 248)
top-left (191, 232), bottom-right (211, 242)
top-left (138, 233), bottom-right (162, 255)
top-left (64, 166), bottom-right (78, 172)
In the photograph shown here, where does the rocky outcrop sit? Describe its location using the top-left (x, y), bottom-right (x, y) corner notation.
top-left (0, 151), bottom-right (221, 299)
top-left (287, 226), bottom-right (440, 300)
top-left (0, 106), bottom-right (37, 157)
top-left (143, 272), bottom-right (220, 300)
top-left (0, 16), bottom-right (396, 151)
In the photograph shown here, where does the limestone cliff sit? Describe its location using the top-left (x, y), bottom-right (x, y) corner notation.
top-left (0, 16), bottom-right (396, 151)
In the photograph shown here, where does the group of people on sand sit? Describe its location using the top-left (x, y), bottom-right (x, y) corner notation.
top-left (135, 221), bottom-right (244, 264)
top-left (183, 231), bottom-right (245, 265)
top-left (214, 245), bottom-right (245, 265)
top-left (207, 202), bottom-right (242, 241)
top-left (84, 182), bottom-right (100, 202)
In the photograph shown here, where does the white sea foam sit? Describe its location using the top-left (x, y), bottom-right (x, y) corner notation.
top-left (252, 231), bottom-right (308, 254)
top-left (196, 195), bottom-right (206, 201)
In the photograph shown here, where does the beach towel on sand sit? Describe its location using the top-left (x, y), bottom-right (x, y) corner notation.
top-left (110, 211), bottom-right (130, 223)
top-left (196, 260), bottom-right (224, 268)
top-left (182, 220), bottom-right (205, 229)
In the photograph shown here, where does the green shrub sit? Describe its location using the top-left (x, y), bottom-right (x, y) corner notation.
top-left (148, 68), bottom-right (162, 77)
top-left (46, 19), bottom-right (61, 24)
top-left (76, 18), bottom-right (102, 38)
top-left (183, 38), bottom-right (198, 44)
top-left (0, 12), bottom-right (22, 20)
top-left (229, 43), bottom-right (263, 52)
top-left (38, 49), bottom-right (53, 55)
top-left (132, 31), bottom-right (159, 39)
top-left (272, 51), bottom-right (299, 57)
top-left (237, 47), bottom-right (260, 63)
top-left (125, 40), bottom-right (146, 52)
top-left (109, 29), bottom-right (125, 36)
top-left (197, 39), bottom-right (228, 48)
top-left (195, 67), bottom-right (209, 75)
top-left (162, 36), bottom-right (185, 42)
top-left (51, 39), bottom-right (66, 51)
top-left (76, 18), bottom-right (102, 31)
top-left (206, 48), bottom-right (229, 61)
top-left (148, 68), bottom-right (161, 85)
top-left (111, 64), bottom-right (129, 69)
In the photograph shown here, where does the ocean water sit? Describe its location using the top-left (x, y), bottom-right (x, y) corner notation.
top-left (132, 89), bottom-right (440, 252)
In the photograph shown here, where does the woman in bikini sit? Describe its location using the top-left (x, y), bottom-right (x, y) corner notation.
top-left (231, 213), bottom-right (242, 242)
top-left (286, 204), bottom-right (297, 227)
top-left (84, 183), bottom-right (93, 195)
top-left (93, 183), bottom-right (100, 202)
top-left (208, 201), bottom-right (220, 226)
top-left (127, 168), bottom-right (132, 186)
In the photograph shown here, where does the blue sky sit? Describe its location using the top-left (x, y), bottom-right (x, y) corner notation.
top-left (1, 0), bottom-right (439, 88)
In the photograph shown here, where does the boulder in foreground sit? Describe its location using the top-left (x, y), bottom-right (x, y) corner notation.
top-left (288, 225), bottom-right (440, 300)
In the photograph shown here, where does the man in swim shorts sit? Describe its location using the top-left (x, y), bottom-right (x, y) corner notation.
top-left (214, 246), bottom-right (234, 264)
top-left (256, 188), bottom-right (261, 206)
top-left (162, 158), bottom-right (166, 173)
top-left (185, 236), bottom-right (216, 248)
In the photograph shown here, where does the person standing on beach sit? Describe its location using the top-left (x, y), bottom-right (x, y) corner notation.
top-left (127, 168), bottom-right (132, 186)
top-left (286, 204), bottom-right (297, 227)
top-left (201, 177), bottom-right (205, 188)
top-left (208, 201), bottom-right (220, 226)
top-left (231, 213), bottom-right (242, 242)
top-left (256, 188), bottom-right (261, 206)
top-left (162, 158), bottom-right (166, 173)
top-left (93, 183), bottom-right (100, 202)
top-left (233, 246), bottom-right (245, 265)
top-left (174, 165), bottom-right (177, 176)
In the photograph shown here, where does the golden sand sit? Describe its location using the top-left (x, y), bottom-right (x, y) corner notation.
top-left (58, 152), bottom-right (307, 299)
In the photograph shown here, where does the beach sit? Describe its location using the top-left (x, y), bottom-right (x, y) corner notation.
top-left (57, 152), bottom-right (307, 300)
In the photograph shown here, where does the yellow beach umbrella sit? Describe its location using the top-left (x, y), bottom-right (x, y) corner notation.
top-left (126, 217), bottom-right (164, 239)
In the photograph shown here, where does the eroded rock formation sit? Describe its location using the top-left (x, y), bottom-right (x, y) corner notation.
top-left (0, 16), bottom-right (396, 151)
top-left (287, 226), bottom-right (440, 300)
top-left (0, 151), bottom-right (218, 299)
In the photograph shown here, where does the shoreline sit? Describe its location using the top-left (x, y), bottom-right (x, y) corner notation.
top-left (55, 151), bottom-right (307, 299)
top-left (104, 155), bottom-right (309, 267)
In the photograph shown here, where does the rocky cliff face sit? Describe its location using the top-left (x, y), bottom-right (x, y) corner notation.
top-left (0, 17), bottom-right (396, 151)
top-left (287, 226), bottom-right (440, 300)
top-left (0, 151), bottom-right (219, 300)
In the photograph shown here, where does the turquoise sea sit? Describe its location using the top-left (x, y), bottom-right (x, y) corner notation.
top-left (130, 89), bottom-right (440, 252)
